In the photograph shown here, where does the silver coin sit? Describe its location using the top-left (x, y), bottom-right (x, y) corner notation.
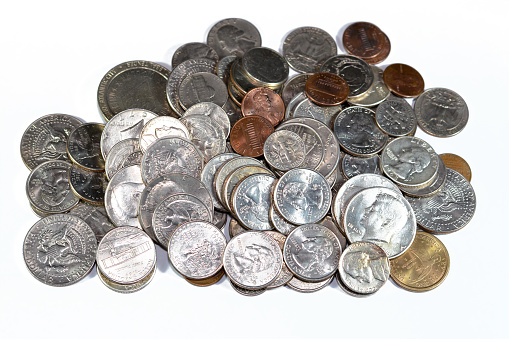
top-left (68, 202), bottom-right (115, 243)
top-left (229, 218), bottom-right (248, 239)
top-left (139, 116), bottom-right (190, 153)
top-left (152, 193), bottom-right (212, 249)
top-left (336, 271), bottom-right (374, 298)
top-left (263, 130), bottom-right (305, 172)
top-left (121, 151), bottom-right (143, 168)
top-left (20, 113), bottom-right (84, 170)
top-left (223, 231), bottom-right (283, 290)
top-left (23, 214), bottom-right (97, 286)
top-left (276, 122), bottom-right (324, 171)
top-left (166, 58), bottom-right (216, 116)
top-left (405, 168), bottom-right (476, 233)
top-left (338, 241), bottom-right (390, 294)
top-left (342, 154), bottom-right (382, 179)
top-left (281, 74), bottom-right (312, 107)
top-left (316, 216), bottom-right (348, 254)
top-left (320, 54), bottom-right (374, 97)
top-left (223, 98), bottom-right (243, 127)
top-left (97, 226), bottom-right (156, 284)
top-left (333, 106), bottom-right (388, 157)
top-left (229, 279), bottom-right (266, 296)
top-left (381, 136), bottom-right (439, 188)
top-left (168, 220), bottom-right (226, 279)
top-left (375, 98), bottom-right (417, 137)
top-left (273, 168), bottom-right (331, 225)
top-left (104, 164), bottom-right (145, 229)
top-left (30, 202), bottom-right (52, 218)
top-left (180, 114), bottom-right (226, 162)
top-left (104, 138), bottom-right (141, 180)
top-left (292, 97), bottom-right (343, 129)
top-left (399, 155), bottom-right (447, 197)
top-left (231, 173), bottom-right (276, 231)
top-left (97, 264), bottom-right (155, 293)
top-left (414, 87), bottom-right (469, 137)
top-left (66, 123), bottom-right (105, 172)
top-left (347, 65), bottom-right (390, 107)
top-left (285, 92), bottom-right (307, 120)
top-left (201, 153), bottom-right (240, 211)
top-left (269, 205), bottom-right (297, 236)
top-left (26, 160), bottom-right (79, 214)
top-left (206, 18), bottom-right (262, 59)
top-left (171, 42), bottom-right (219, 69)
top-left (183, 102), bottom-right (231, 139)
top-left (286, 275), bottom-right (333, 293)
top-left (264, 231), bottom-right (294, 289)
top-left (284, 224), bottom-right (341, 282)
top-left (101, 108), bottom-right (157, 159)
top-left (343, 187), bottom-right (416, 259)
top-left (141, 136), bottom-right (204, 184)
top-left (241, 47), bottom-right (289, 86)
top-left (283, 26), bottom-right (337, 73)
top-left (216, 55), bottom-right (237, 83)
top-left (178, 72), bottom-right (228, 110)
top-left (68, 164), bottom-right (107, 205)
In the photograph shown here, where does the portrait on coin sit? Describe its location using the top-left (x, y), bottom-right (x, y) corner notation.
top-left (32, 168), bottom-right (71, 206)
top-left (282, 181), bottom-right (324, 213)
top-left (292, 234), bottom-right (334, 274)
top-left (387, 146), bottom-right (431, 180)
top-left (343, 250), bottom-right (389, 284)
top-left (217, 25), bottom-right (256, 56)
top-left (110, 181), bottom-right (144, 223)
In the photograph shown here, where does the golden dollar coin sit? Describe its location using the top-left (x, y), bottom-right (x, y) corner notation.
top-left (440, 153), bottom-right (472, 181)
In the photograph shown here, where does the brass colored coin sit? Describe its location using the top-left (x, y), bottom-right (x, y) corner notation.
top-left (383, 63), bottom-right (424, 98)
top-left (305, 72), bottom-right (349, 106)
top-left (185, 268), bottom-right (225, 287)
top-left (390, 231), bottom-right (450, 292)
top-left (440, 153), bottom-right (471, 181)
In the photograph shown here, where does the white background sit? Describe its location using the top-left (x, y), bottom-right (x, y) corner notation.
top-left (1, 1), bottom-right (508, 338)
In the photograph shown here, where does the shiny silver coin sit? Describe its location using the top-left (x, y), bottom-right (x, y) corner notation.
top-left (342, 154), bottom-right (382, 179)
top-left (347, 65), bottom-right (390, 107)
top-left (405, 168), bottom-right (476, 233)
top-left (68, 202), bottom-right (115, 243)
top-left (171, 42), bottom-right (219, 69)
top-left (182, 102), bottom-right (231, 139)
top-left (343, 187), bottom-right (416, 259)
top-left (283, 26), bottom-right (337, 73)
top-left (68, 164), bottom-right (107, 205)
top-left (229, 279), bottom-right (266, 296)
top-left (285, 91), bottom-right (307, 120)
top-left (269, 205), bottom-right (297, 236)
top-left (121, 151), bottom-right (143, 168)
top-left (273, 168), bottom-right (331, 225)
top-left (201, 153), bottom-right (240, 211)
top-left (168, 220), bottom-right (226, 279)
top-left (375, 98), bottom-right (417, 137)
top-left (264, 231), bottom-right (294, 289)
top-left (152, 193), bottom-right (212, 249)
top-left (141, 136), bottom-right (204, 184)
top-left (20, 113), bottom-right (84, 170)
top-left (338, 241), bottom-right (390, 294)
top-left (229, 218), bottom-right (248, 239)
top-left (286, 275), bottom-right (333, 293)
top-left (23, 214), bottom-right (97, 286)
top-left (216, 55), bottom-right (237, 83)
top-left (223, 231), bottom-right (283, 290)
top-left (178, 72), bottom-right (228, 110)
top-left (139, 116), bottom-right (190, 153)
top-left (30, 202), bottom-right (52, 218)
top-left (241, 47), bottom-right (289, 87)
top-left (414, 87), bottom-right (469, 137)
top-left (231, 173), bottom-right (276, 231)
top-left (399, 155), bottom-right (447, 197)
top-left (97, 264), bottom-right (155, 293)
top-left (320, 54), bottom-right (374, 98)
top-left (336, 271), bottom-right (374, 298)
top-left (381, 136), bottom-right (439, 188)
top-left (180, 114), bottom-right (226, 162)
top-left (166, 58), bottom-right (216, 116)
top-left (284, 224), bottom-right (341, 282)
top-left (282, 74), bottom-right (312, 107)
top-left (104, 138), bottom-right (141, 180)
top-left (292, 97), bottom-right (343, 129)
top-left (333, 106), bottom-right (388, 157)
top-left (101, 108), bottom-right (157, 160)
top-left (97, 226), bottom-right (156, 284)
top-left (66, 123), bottom-right (105, 171)
top-left (276, 122), bottom-right (324, 171)
top-left (316, 216), bottom-right (348, 254)
top-left (26, 160), bottom-right (79, 214)
top-left (263, 130), bottom-right (305, 172)
top-left (104, 164), bottom-right (145, 229)
top-left (206, 18), bottom-right (262, 59)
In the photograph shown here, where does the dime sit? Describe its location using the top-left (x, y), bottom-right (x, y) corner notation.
top-left (342, 22), bottom-right (386, 59)
top-left (23, 214), bottom-right (97, 286)
top-left (181, 114), bottom-right (226, 162)
top-left (283, 26), bottom-right (337, 73)
top-left (399, 155), bottom-right (447, 197)
top-left (383, 63), bottom-right (424, 98)
top-left (241, 87), bottom-right (285, 127)
top-left (241, 47), bottom-right (289, 87)
top-left (97, 60), bottom-right (172, 120)
top-left (414, 88), bottom-right (469, 137)
top-left (347, 65), bottom-right (390, 107)
top-left (152, 193), bottom-right (212, 249)
top-left (305, 72), bottom-right (349, 106)
top-left (206, 18), bottom-right (262, 59)
top-left (223, 231), bottom-right (283, 290)
top-left (68, 202), bottom-right (115, 243)
top-left (183, 102), bottom-right (231, 139)
top-left (273, 168), bottom-right (331, 225)
top-left (230, 116), bottom-right (274, 157)
top-left (20, 113), bottom-right (84, 170)
top-left (66, 123), bottom-right (105, 171)
top-left (168, 220), bottom-right (226, 279)
top-left (338, 241), bottom-right (390, 294)
top-left (139, 116), bottom-right (190, 153)
top-left (178, 72), bottom-right (228, 110)
top-left (104, 138), bottom-right (141, 180)
top-left (229, 279), bottom-right (266, 296)
top-left (342, 154), bottom-right (382, 179)
top-left (26, 160), bottom-right (79, 214)
top-left (375, 97), bottom-right (417, 136)
top-left (69, 164), bottom-right (107, 205)
top-left (277, 122), bottom-right (324, 171)
top-left (104, 165), bottom-right (145, 229)
top-left (390, 231), bottom-right (450, 292)
top-left (440, 153), bottom-right (471, 181)
top-left (292, 96), bottom-right (343, 129)
top-left (171, 42), bottom-right (219, 69)
top-left (320, 54), bottom-right (374, 98)
top-left (263, 130), bottom-right (305, 172)
top-left (98, 264), bottom-right (155, 293)
top-left (269, 205), bottom-right (297, 236)
top-left (343, 187), bottom-right (416, 259)
top-left (405, 168), bottom-right (476, 234)
top-left (281, 74), bottom-right (312, 107)
top-left (185, 268), bottom-right (225, 287)
top-left (201, 153), bottom-right (240, 211)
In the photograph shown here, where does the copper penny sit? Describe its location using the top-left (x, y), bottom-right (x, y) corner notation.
top-left (383, 63), bottom-right (425, 98)
top-left (230, 116), bottom-right (274, 157)
top-left (440, 153), bottom-right (472, 181)
top-left (343, 22), bottom-right (386, 59)
top-left (363, 33), bottom-right (391, 65)
top-left (241, 87), bottom-right (285, 126)
top-left (305, 72), bottom-right (349, 106)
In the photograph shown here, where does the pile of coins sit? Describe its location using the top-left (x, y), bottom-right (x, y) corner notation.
top-left (21, 18), bottom-right (475, 295)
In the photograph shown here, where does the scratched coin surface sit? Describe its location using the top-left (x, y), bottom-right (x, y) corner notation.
top-left (69, 164), bottom-right (107, 205)
top-left (139, 116), bottom-right (190, 153)
top-left (168, 221), bottom-right (227, 279)
top-left (104, 138), bottom-right (141, 180)
top-left (68, 202), bottom-right (115, 243)
top-left (66, 123), bottom-right (105, 171)
top-left (23, 214), bottom-right (97, 286)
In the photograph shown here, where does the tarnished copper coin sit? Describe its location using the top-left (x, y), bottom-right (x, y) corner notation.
top-left (383, 63), bottom-right (425, 98)
top-left (440, 153), bottom-right (472, 181)
top-left (342, 22), bottom-right (386, 59)
top-left (363, 33), bottom-right (391, 65)
top-left (241, 87), bottom-right (285, 126)
top-left (230, 116), bottom-right (274, 157)
top-left (305, 72), bottom-right (349, 106)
